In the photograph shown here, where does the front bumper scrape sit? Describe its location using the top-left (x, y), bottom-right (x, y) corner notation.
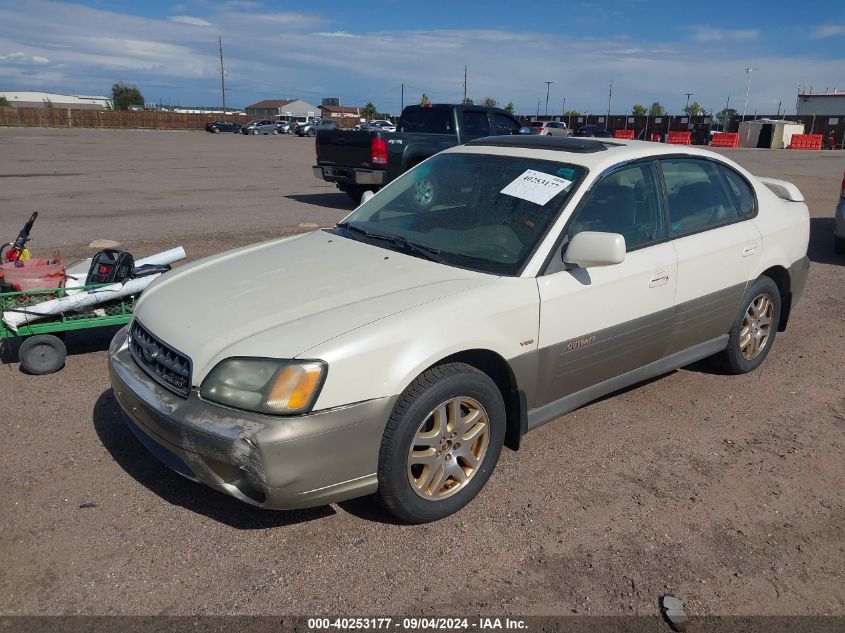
top-left (107, 326), bottom-right (396, 509)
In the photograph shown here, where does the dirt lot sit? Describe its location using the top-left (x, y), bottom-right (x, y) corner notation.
top-left (0, 128), bottom-right (843, 618)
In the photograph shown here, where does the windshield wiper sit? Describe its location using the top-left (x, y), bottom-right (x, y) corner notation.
top-left (336, 223), bottom-right (444, 263)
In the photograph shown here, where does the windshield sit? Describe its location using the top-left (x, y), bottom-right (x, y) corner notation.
top-left (336, 153), bottom-right (585, 275)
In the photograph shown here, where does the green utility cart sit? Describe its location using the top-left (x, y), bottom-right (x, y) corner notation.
top-left (0, 285), bottom-right (136, 374)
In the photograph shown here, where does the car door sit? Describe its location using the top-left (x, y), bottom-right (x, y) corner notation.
top-left (534, 160), bottom-right (677, 410)
top-left (659, 158), bottom-right (763, 355)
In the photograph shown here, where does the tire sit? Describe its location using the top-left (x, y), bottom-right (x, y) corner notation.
top-left (345, 186), bottom-right (365, 203)
top-left (714, 276), bottom-right (781, 374)
top-left (308, 128), bottom-right (317, 137)
top-left (835, 236), bottom-right (845, 254)
top-left (272, 129), bottom-right (279, 135)
top-left (252, 129), bottom-right (259, 135)
top-left (211, 127), bottom-right (219, 134)
top-left (19, 334), bottom-right (67, 375)
top-left (377, 363), bottom-right (506, 523)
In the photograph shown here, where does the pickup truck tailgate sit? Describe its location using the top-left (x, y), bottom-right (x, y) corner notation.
top-left (317, 130), bottom-right (374, 167)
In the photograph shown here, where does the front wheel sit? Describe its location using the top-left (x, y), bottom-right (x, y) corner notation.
top-left (19, 334), bottom-right (67, 375)
top-left (377, 363), bottom-right (505, 523)
top-left (252, 129), bottom-right (259, 135)
top-left (714, 276), bottom-right (781, 374)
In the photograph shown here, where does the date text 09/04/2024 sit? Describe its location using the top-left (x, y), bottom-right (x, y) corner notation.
top-left (306, 617), bottom-right (528, 630)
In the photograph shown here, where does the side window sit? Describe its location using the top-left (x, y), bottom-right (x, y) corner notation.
top-left (661, 159), bottom-right (741, 237)
top-left (462, 111), bottom-right (490, 138)
top-left (492, 114), bottom-right (521, 135)
top-left (566, 162), bottom-right (664, 251)
top-left (720, 166), bottom-right (757, 217)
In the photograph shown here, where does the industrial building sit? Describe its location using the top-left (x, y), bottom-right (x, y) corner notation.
top-left (797, 91), bottom-right (845, 116)
top-left (0, 91), bottom-right (111, 109)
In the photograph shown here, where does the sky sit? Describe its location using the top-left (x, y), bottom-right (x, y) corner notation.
top-left (1, 0), bottom-right (844, 116)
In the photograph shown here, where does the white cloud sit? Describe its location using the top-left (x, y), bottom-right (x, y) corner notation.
top-left (811, 24), bottom-right (845, 39)
top-left (32, 55), bottom-right (49, 64)
top-left (690, 26), bottom-right (759, 42)
top-left (169, 16), bottom-right (213, 27)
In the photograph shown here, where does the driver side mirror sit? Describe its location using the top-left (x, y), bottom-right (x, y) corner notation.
top-left (563, 231), bottom-right (626, 268)
top-left (518, 126), bottom-right (532, 135)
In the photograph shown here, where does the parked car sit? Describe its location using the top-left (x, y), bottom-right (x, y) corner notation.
top-left (289, 116), bottom-right (320, 135)
top-left (835, 170), bottom-right (845, 253)
top-left (367, 120), bottom-right (397, 132)
top-left (275, 121), bottom-right (292, 134)
top-left (110, 136), bottom-right (809, 523)
top-left (241, 120), bottom-right (279, 135)
top-left (314, 103), bottom-right (529, 202)
top-left (297, 119), bottom-right (338, 137)
top-left (205, 120), bottom-right (241, 134)
top-left (575, 124), bottom-right (612, 138)
top-left (532, 120), bottom-right (573, 137)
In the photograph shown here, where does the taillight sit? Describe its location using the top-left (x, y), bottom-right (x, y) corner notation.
top-left (315, 135), bottom-right (320, 160)
top-left (370, 137), bottom-right (388, 165)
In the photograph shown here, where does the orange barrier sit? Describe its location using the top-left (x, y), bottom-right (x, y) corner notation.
top-left (667, 131), bottom-right (691, 145)
top-left (710, 133), bottom-right (739, 148)
top-left (788, 134), bottom-right (823, 150)
top-left (613, 129), bottom-right (634, 139)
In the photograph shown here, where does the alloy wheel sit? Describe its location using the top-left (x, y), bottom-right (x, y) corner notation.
top-left (406, 396), bottom-right (490, 500)
top-left (740, 293), bottom-right (774, 360)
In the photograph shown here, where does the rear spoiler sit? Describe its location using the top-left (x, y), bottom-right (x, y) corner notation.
top-left (758, 177), bottom-right (804, 202)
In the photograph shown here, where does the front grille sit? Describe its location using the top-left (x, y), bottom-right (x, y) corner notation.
top-left (129, 320), bottom-right (192, 397)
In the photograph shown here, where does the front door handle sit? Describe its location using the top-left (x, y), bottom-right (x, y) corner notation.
top-left (649, 270), bottom-right (670, 287)
top-left (742, 243), bottom-right (759, 257)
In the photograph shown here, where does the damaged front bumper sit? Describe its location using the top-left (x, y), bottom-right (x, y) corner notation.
top-left (108, 326), bottom-right (395, 509)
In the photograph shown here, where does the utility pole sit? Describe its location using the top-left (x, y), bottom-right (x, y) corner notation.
top-left (218, 36), bottom-right (226, 117)
top-left (463, 66), bottom-right (467, 103)
top-left (543, 81), bottom-right (553, 117)
top-left (401, 83), bottom-right (404, 111)
top-left (536, 99), bottom-right (540, 119)
top-left (724, 94), bottom-right (731, 131)
top-left (561, 97), bottom-right (566, 117)
top-left (607, 81), bottom-right (612, 123)
top-left (685, 93), bottom-right (693, 115)
top-left (795, 84), bottom-right (801, 115)
top-left (741, 67), bottom-right (758, 122)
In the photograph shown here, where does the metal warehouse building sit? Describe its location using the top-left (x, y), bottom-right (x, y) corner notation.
top-left (797, 92), bottom-right (845, 116)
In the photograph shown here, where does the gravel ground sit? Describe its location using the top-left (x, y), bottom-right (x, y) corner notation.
top-left (0, 128), bottom-right (842, 618)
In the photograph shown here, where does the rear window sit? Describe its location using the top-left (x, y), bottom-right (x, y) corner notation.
top-left (399, 107), bottom-right (453, 134)
top-left (530, 121), bottom-right (543, 128)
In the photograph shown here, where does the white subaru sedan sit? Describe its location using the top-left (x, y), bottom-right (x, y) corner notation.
top-left (109, 136), bottom-right (810, 523)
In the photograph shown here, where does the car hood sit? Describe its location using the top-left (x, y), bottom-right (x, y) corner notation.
top-left (134, 231), bottom-right (494, 383)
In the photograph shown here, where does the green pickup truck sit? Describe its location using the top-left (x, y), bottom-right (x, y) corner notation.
top-left (313, 104), bottom-right (528, 202)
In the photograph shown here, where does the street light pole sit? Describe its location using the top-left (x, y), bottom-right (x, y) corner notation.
top-left (544, 81), bottom-right (553, 117)
top-left (795, 84), bottom-right (801, 115)
top-left (685, 93), bottom-right (693, 115)
top-left (741, 67), bottom-right (758, 122)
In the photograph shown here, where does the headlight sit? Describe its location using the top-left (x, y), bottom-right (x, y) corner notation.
top-left (200, 358), bottom-right (327, 415)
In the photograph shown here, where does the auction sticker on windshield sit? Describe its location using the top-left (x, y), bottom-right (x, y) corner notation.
top-left (500, 169), bottom-right (572, 206)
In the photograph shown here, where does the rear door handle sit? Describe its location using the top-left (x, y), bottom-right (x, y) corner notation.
top-left (649, 270), bottom-right (670, 287)
top-left (742, 243), bottom-right (759, 257)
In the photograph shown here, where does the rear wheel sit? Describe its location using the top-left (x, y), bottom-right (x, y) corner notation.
top-left (714, 276), bottom-right (781, 374)
top-left (377, 363), bottom-right (505, 523)
top-left (19, 334), bottom-right (67, 375)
